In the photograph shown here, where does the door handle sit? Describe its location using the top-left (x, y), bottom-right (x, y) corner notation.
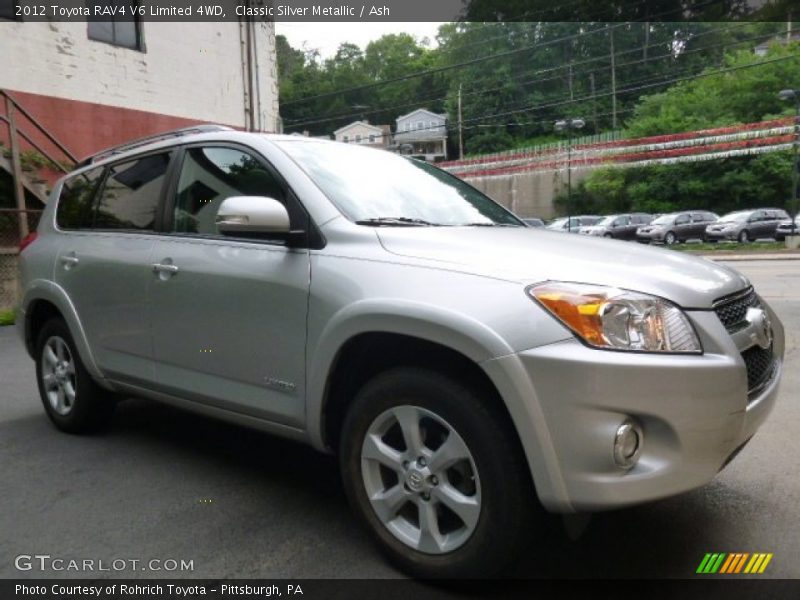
top-left (152, 263), bottom-right (179, 274)
top-left (60, 254), bottom-right (79, 268)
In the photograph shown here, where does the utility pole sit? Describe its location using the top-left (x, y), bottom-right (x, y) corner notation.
top-left (779, 89), bottom-right (800, 239)
top-left (555, 118), bottom-right (586, 232)
top-left (589, 72), bottom-right (598, 132)
top-left (610, 26), bottom-right (618, 131)
top-left (458, 82), bottom-right (464, 160)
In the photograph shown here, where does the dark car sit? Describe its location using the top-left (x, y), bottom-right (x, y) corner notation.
top-left (775, 213), bottom-right (800, 241)
top-left (705, 208), bottom-right (790, 242)
top-left (522, 218), bottom-right (545, 228)
top-left (579, 213), bottom-right (653, 240)
top-left (545, 215), bottom-right (601, 233)
top-left (636, 211), bottom-right (719, 245)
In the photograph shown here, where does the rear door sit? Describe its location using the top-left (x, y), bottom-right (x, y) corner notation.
top-left (673, 213), bottom-right (691, 240)
top-left (148, 143), bottom-right (311, 427)
top-left (54, 152), bottom-right (173, 382)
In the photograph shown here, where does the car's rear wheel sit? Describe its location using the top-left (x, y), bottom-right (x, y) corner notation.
top-left (339, 367), bottom-right (535, 578)
top-left (603, 233), bottom-right (613, 238)
top-left (738, 230), bottom-right (750, 243)
top-left (664, 231), bottom-right (676, 245)
top-left (35, 318), bottom-right (115, 433)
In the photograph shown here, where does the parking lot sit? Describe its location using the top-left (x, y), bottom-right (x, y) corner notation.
top-left (1, 259), bottom-right (798, 580)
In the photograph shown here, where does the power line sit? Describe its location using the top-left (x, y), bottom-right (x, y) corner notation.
top-left (351, 53), bottom-right (798, 142)
top-left (280, 0), bottom-right (724, 108)
top-left (284, 25), bottom-right (784, 131)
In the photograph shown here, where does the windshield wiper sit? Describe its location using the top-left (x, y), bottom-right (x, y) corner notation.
top-left (460, 222), bottom-right (523, 227)
top-left (355, 217), bottom-right (439, 227)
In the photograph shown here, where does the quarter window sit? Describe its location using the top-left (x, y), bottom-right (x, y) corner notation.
top-left (172, 146), bottom-right (287, 236)
top-left (94, 153), bottom-right (170, 231)
top-left (55, 167), bottom-right (105, 230)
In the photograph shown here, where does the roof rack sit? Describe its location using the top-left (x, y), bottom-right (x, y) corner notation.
top-left (76, 124), bottom-right (234, 168)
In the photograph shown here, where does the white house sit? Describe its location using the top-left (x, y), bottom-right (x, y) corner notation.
top-left (333, 121), bottom-right (392, 147)
top-left (392, 108), bottom-right (448, 162)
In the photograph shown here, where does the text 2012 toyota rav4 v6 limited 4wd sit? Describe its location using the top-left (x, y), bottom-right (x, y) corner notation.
top-left (17, 126), bottom-right (783, 578)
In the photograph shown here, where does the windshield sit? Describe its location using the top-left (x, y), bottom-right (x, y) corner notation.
top-left (546, 218), bottom-right (567, 229)
top-left (651, 214), bottom-right (675, 225)
top-left (720, 211), bottom-right (750, 222)
top-left (276, 141), bottom-right (523, 227)
top-left (596, 216), bottom-right (616, 226)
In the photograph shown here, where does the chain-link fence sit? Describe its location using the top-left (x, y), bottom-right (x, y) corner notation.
top-left (1, 209), bottom-right (42, 310)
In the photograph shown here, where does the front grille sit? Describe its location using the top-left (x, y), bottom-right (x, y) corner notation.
top-left (742, 344), bottom-right (776, 396)
top-left (713, 287), bottom-right (760, 332)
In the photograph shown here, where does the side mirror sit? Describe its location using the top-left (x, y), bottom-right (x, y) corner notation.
top-left (215, 196), bottom-right (291, 235)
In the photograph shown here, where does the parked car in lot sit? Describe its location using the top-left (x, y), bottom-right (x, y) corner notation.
top-left (579, 213), bottom-right (653, 240)
top-left (775, 213), bottom-right (800, 242)
top-left (636, 211), bottom-right (719, 245)
top-left (705, 208), bottom-right (790, 242)
top-left (522, 217), bottom-right (545, 228)
top-left (545, 215), bottom-right (601, 233)
top-left (16, 126), bottom-right (784, 578)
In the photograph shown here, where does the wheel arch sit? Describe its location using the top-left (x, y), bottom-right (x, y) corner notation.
top-left (20, 280), bottom-right (107, 383)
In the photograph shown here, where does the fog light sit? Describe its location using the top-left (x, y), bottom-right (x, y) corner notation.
top-left (613, 421), bottom-right (642, 469)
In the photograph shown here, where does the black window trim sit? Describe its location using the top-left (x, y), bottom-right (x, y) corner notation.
top-left (161, 141), bottom-right (325, 250)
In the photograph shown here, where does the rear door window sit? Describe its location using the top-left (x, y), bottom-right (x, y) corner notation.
top-left (55, 167), bottom-right (105, 230)
top-left (94, 152), bottom-right (171, 231)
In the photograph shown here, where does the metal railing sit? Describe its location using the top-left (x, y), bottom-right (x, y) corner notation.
top-left (1, 89), bottom-right (76, 241)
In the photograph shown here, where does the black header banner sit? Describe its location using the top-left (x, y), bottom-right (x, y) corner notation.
top-left (2, 0), bottom-right (796, 23)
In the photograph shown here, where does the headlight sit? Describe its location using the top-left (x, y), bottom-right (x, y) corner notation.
top-left (528, 282), bottom-right (702, 353)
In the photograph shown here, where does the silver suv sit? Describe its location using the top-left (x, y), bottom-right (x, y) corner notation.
top-left (16, 127), bottom-right (784, 578)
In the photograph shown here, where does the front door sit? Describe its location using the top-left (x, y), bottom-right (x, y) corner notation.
top-left (148, 144), bottom-right (310, 427)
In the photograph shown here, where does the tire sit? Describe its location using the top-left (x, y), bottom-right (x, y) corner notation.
top-left (35, 318), bottom-right (115, 433)
top-left (738, 230), bottom-right (750, 243)
top-left (339, 367), bottom-right (536, 578)
top-left (603, 233), bottom-right (613, 238)
top-left (664, 231), bottom-right (676, 245)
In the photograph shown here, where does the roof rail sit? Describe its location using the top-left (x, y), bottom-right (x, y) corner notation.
top-left (76, 124), bottom-right (234, 168)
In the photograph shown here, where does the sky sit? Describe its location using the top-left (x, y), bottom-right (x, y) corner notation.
top-left (275, 22), bottom-right (446, 58)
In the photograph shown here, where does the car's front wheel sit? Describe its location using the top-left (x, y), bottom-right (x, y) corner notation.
top-left (738, 230), bottom-right (750, 243)
top-left (35, 318), bottom-right (115, 433)
top-left (339, 367), bottom-right (535, 578)
top-left (664, 231), bottom-right (676, 245)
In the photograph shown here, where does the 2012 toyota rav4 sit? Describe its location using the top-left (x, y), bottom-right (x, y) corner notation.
top-left (17, 126), bottom-right (784, 578)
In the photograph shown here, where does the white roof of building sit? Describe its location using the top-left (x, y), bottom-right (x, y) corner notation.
top-left (333, 120), bottom-right (385, 135)
top-left (395, 108), bottom-right (448, 122)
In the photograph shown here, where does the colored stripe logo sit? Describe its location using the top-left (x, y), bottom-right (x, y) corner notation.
top-left (696, 553), bottom-right (773, 574)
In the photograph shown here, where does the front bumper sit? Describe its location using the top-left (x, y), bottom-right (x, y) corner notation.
top-left (636, 230), bottom-right (664, 243)
top-left (705, 229), bottom-right (738, 241)
top-left (483, 307), bottom-right (783, 513)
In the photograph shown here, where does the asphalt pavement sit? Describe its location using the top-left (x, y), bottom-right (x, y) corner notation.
top-left (1, 259), bottom-right (798, 579)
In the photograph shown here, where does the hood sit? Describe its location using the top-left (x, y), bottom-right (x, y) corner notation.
top-left (375, 227), bottom-right (749, 308)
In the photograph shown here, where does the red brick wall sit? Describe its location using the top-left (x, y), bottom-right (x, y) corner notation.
top-left (1, 89), bottom-right (237, 188)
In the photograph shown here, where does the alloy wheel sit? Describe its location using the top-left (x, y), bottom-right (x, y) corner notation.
top-left (360, 405), bottom-right (481, 554)
top-left (40, 336), bottom-right (77, 416)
